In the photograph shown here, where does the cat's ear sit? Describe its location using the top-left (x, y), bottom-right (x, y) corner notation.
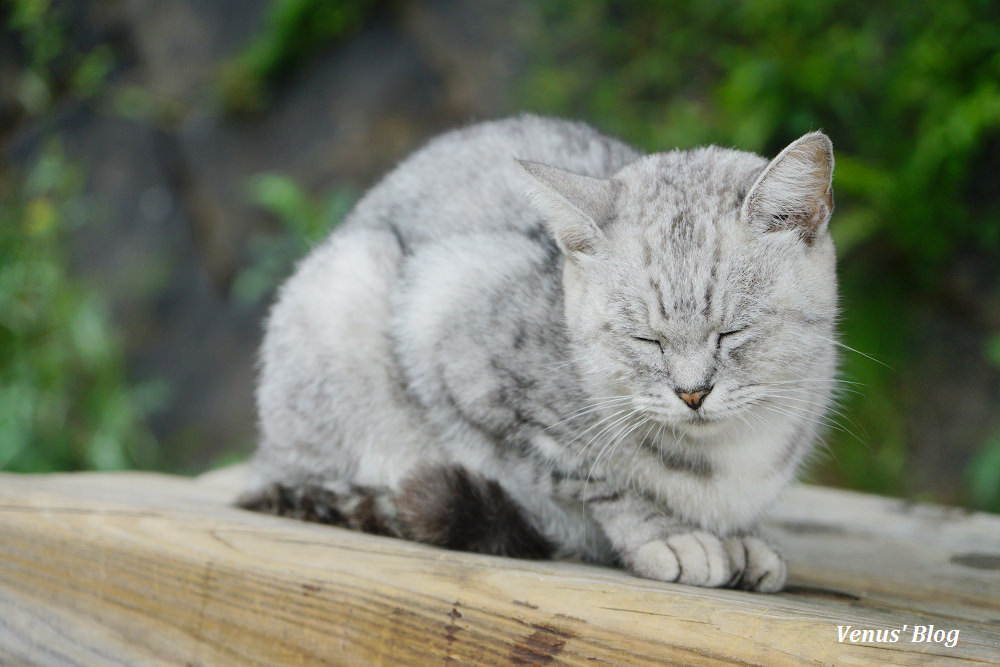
top-left (741, 131), bottom-right (834, 244)
top-left (517, 159), bottom-right (617, 257)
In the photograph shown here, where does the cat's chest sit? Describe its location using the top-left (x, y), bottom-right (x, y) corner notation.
top-left (535, 419), bottom-right (799, 533)
top-left (629, 425), bottom-right (800, 531)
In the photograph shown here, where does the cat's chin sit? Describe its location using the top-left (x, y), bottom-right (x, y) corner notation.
top-left (674, 416), bottom-right (729, 439)
top-left (643, 409), bottom-right (729, 438)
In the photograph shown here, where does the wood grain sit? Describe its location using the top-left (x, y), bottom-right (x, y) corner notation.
top-left (0, 469), bottom-right (998, 665)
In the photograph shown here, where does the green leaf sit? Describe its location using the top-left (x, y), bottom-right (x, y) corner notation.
top-left (985, 335), bottom-right (1000, 369)
top-left (247, 172), bottom-right (316, 232)
top-left (969, 434), bottom-right (1000, 512)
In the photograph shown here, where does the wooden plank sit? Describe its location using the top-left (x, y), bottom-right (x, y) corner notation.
top-left (0, 469), bottom-right (997, 665)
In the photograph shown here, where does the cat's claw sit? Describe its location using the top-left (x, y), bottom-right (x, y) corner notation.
top-left (626, 532), bottom-right (786, 592)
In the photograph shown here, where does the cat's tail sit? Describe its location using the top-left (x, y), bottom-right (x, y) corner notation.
top-left (236, 480), bottom-right (400, 536)
top-left (236, 465), bottom-right (553, 559)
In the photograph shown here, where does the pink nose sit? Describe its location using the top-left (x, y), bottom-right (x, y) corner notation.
top-left (676, 387), bottom-right (712, 410)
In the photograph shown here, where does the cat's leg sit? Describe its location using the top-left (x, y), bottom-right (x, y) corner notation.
top-left (584, 489), bottom-right (786, 592)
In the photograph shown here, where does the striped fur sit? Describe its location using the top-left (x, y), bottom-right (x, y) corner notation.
top-left (239, 115), bottom-right (838, 592)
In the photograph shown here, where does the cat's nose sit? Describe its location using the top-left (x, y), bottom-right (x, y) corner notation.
top-left (675, 386), bottom-right (712, 410)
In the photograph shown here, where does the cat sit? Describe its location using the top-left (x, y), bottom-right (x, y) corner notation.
top-left (237, 114), bottom-right (838, 593)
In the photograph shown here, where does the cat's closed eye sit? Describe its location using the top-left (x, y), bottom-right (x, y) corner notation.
top-left (632, 336), bottom-right (662, 348)
top-left (716, 328), bottom-right (747, 347)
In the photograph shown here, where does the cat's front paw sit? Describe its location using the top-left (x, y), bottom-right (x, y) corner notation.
top-left (723, 535), bottom-right (786, 593)
top-left (626, 531), bottom-right (734, 588)
top-left (624, 532), bottom-right (787, 592)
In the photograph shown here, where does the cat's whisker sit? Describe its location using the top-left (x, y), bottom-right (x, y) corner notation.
top-left (750, 400), bottom-right (866, 444)
top-left (645, 420), bottom-right (668, 471)
top-left (579, 413), bottom-right (642, 501)
top-left (732, 409), bottom-right (757, 435)
top-left (596, 412), bottom-right (645, 458)
top-left (750, 382), bottom-right (850, 395)
top-left (812, 435), bottom-right (845, 471)
top-left (544, 397), bottom-right (634, 431)
top-left (575, 409), bottom-right (640, 461)
top-left (754, 391), bottom-right (841, 412)
top-left (573, 407), bottom-right (635, 440)
top-left (625, 419), bottom-right (659, 488)
top-left (752, 398), bottom-right (842, 424)
top-left (816, 335), bottom-right (893, 369)
top-left (564, 407), bottom-right (633, 447)
top-left (590, 419), bottom-right (640, 474)
top-left (585, 414), bottom-right (650, 494)
top-left (761, 383), bottom-right (867, 432)
top-left (611, 416), bottom-right (650, 459)
top-left (751, 391), bottom-right (867, 440)
top-left (742, 408), bottom-right (771, 433)
top-left (757, 377), bottom-right (866, 387)
top-left (746, 379), bottom-right (865, 398)
top-left (670, 424), bottom-right (683, 448)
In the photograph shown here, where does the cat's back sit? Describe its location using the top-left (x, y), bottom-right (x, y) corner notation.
top-left (341, 115), bottom-right (641, 244)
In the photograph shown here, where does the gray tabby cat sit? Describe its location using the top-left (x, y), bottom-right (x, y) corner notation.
top-left (239, 114), bottom-right (838, 593)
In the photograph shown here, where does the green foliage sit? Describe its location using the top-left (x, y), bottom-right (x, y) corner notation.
top-left (521, 0), bottom-right (1000, 263)
top-left (978, 339), bottom-right (1000, 511)
top-left (986, 335), bottom-right (1000, 370)
top-left (826, 274), bottom-right (907, 494)
top-left (969, 433), bottom-right (1000, 513)
top-left (233, 173), bottom-right (354, 304)
top-left (218, 0), bottom-right (385, 115)
top-left (0, 142), bottom-right (162, 472)
top-left (519, 0), bottom-right (1000, 500)
top-left (5, 0), bottom-right (114, 113)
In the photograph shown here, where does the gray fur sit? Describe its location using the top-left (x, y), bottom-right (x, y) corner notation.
top-left (243, 115), bottom-right (838, 592)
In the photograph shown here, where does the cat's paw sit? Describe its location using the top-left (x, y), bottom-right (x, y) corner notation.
top-left (626, 531), bottom-right (733, 588)
top-left (723, 535), bottom-right (786, 593)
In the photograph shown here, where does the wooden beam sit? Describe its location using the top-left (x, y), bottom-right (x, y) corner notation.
top-left (0, 469), bottom-right (997, 665)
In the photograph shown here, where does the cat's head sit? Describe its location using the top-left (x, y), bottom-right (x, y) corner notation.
top-left (519, 133), bottom-right (838, 439)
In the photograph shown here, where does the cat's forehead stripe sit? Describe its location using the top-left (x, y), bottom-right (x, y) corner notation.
top-left (649, 275), bottom-right (668, 321)
top-left (703, 245), bottom-right (722, 319)
top-left (636, 221), bottom-right (725, 325)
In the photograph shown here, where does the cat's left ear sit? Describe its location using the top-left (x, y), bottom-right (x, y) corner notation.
top-left (741, 131), bottom-right (834, 244)
top-left (517, 159), bottom-right (617, 257)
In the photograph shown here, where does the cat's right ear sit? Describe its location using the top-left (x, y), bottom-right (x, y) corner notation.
top-left (741, 131), bottom-right (834, 245)
top-left (517, 159), bottom-right (617, 257)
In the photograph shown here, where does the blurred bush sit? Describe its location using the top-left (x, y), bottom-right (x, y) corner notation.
top-left (1, 1), bottom-right (165, 472)
top-left (218, 0), bottom-right (385, 116)
top-left (0, 142), bottom-right (163, 471)
top-left (6, 0), bottom-right (112, 115)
